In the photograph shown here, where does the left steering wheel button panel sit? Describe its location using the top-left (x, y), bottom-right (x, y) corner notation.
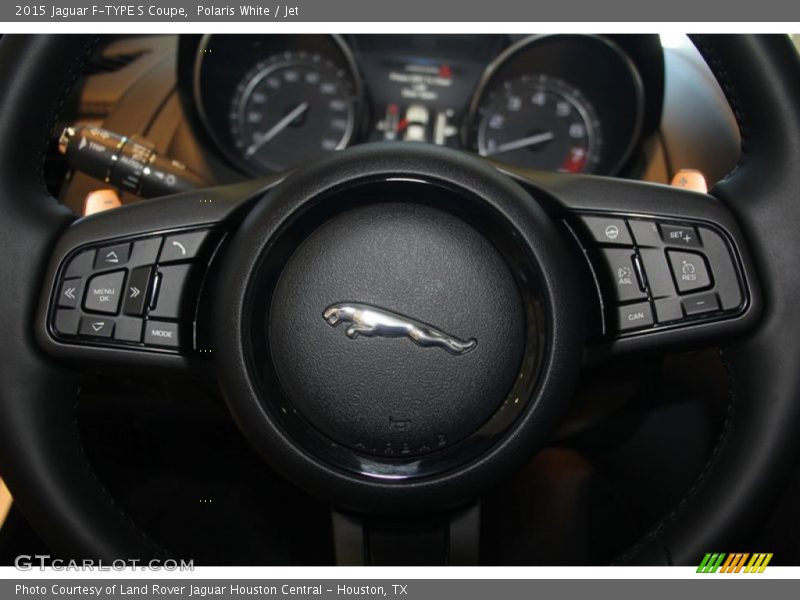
top-left (83, 270), bottom-right (125, 314)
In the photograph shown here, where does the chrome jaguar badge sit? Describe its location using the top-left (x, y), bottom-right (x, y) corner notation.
top-left (322, 303), bottom-right (477, 356)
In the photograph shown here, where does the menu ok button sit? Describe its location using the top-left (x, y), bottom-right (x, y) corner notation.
top-left (83, 270), bottom-right (125, 314)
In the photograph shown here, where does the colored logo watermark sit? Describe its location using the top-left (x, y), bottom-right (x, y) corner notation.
top-left (697, 553), bottom-right (773, 573)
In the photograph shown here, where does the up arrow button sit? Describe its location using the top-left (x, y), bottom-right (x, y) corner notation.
top-left (94, 243), bottom-right (130, 269)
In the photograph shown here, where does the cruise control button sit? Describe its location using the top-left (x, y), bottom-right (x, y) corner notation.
top-left (58, 278), bottom-right (83, 308)
top-left (95, 243), bottom-right (130, 269)
top-left (159, 230), bottom-right (210, 263)
top-left (79, 317), bottom-right (114, 338)
top-left (578, 216), bottom-right (632, 245)
top-left (84, 270), bottom-right (125, 314)
top-left (595, 249), bottom-right (647, 302)
top-left (123, 266), bottom-right (153, 316)
top-left (144, 320), bottom-right (180, 348)
top-left (667, 250), bottom-right (712, 294)
top-left (661, 224), bottom-right (700, 248)
top-left (682, 293), bottom-right (720, 316)
top-left (616, 302), bottom-right (654, 331)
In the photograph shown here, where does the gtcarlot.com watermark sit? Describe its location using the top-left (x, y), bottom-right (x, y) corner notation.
top-left (14, 555), bottom-right (194, 571)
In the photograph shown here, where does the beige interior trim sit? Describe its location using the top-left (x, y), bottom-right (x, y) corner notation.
top-left (0, 478), bottom-right (12, 529)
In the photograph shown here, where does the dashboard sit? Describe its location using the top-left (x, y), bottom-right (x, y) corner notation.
top-left (53, 33), bottom-right (742, 216)
top-left (181, 34), bottom-right (664, 178)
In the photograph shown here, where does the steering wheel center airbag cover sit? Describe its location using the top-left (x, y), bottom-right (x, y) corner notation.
top-left (269, 202), bottom-right (526, 458)
top-left (213, 143), bottom-right (585, 512)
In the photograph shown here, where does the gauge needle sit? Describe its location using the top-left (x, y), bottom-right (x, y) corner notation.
top-left (486, 131), bottom-right (555, 156)
top-left (245, 101), bottom-right (310, 158)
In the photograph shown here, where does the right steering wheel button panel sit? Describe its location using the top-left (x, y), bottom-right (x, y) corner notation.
top-left (574, 214), bottom-right (745, 338)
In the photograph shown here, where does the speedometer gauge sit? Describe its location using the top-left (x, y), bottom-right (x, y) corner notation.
top-left (476, 75), bottom-right (602, 173)
top-left (230, 52), bottom-right (356, 172)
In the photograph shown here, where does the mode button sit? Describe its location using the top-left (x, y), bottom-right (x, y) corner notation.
top-left (144, 320), bottom-right (180, 348)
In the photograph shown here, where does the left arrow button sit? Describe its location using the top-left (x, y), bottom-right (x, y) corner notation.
top-left (57, 277), bottom-right (84, 308)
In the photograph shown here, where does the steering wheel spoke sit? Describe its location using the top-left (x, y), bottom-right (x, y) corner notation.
top-left (332, 504), bottom-right (480, 566)
top-left (35, 178), bottom-right (278, 369)
top-left (498, 164), bottom-right (762, 360)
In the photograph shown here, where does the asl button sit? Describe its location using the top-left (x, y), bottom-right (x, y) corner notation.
top-left (596, 249), bottom-right (647, 302)
top-left (58, 278), bottom-right (83, 308)
top-left (144, 320), bottom-right (180, 348)
top-left (79, 317), bottom-right (114, 338)
top-left (84, 270), bottom-right (125, 314)
top-left (616, 302), bottom-right (654, 332)
top-left (667, 250), bottom-right (712, 294)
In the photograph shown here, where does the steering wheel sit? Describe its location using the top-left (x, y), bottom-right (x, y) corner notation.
top-left (1, 34), bottom-right (799, 565)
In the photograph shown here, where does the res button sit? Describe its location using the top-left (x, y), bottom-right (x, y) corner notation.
top-left (667, 250), bottom-right (712, 294)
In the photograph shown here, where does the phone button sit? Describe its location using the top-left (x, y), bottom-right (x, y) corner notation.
top-left (159, 229), bottom-right (211, 263)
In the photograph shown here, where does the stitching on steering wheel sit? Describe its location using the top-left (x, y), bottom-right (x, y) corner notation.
top-left (35, 37), bottom-right (99, 198)
top-left (615, 348), bottom-right (736, 564)
top-left (71, 391), bottom-right (170, 558)
top-left (693, 36), bottom-right (750, 184)
top-left (40, 36), bottom-right (167, 558)
top-left (615, 36), bottom-right (747, 564)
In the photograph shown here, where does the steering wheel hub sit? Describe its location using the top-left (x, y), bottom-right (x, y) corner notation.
top-left (212, 145), bottom-right (586, 511)
top-left (269, 199), bottom-right (526, 458)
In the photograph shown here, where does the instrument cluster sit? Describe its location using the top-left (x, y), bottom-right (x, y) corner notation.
top-left (186, 34), bottom-right (658, 177)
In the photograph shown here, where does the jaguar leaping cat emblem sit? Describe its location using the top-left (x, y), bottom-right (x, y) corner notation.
top-left (322, 303), bottom-right (477, 356)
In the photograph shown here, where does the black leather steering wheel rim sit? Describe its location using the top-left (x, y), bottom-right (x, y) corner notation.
top-left (0, 34), bottom-right (799, 564)
top-left (615, 34), bottom-right (800, 564)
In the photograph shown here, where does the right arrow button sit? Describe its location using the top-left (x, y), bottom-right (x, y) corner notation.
top-left (122, 265), bottom-right (153, 316)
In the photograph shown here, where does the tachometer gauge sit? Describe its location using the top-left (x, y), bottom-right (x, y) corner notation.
top-left (475, 75), bottom-right (602, 173)
top-left (229, 52), bottom-right (357, 172)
